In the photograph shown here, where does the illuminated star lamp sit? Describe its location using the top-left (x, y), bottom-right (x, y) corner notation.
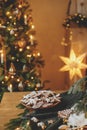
top-left (59, 49), bottom-right (87, 81)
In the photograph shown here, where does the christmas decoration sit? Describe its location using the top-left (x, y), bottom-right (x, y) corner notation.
top-left (63, 13), bottom-right (87, 28)
top-left (60, 49), bottom-right (87, 81)
top-left (20, 90), bottom-right (61, 110)
top-left (5, 78), bottom-right (87, 130)
top-left (67, 111), bottom-right (87, 129)
top-left (61, 13), bottom-right (87, 46)
top-left (0, 0), bottom-right (44, 101)
top-left (18, 81), bottom-right (24, 91)
top-left (9, 62), bottom-right (16, 75)
top-left (8, 84), bottom-right (13, 92)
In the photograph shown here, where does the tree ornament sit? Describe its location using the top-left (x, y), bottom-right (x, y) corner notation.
top-left (36, 83), bottom-right (41, 89)
top-left (10, 29), bottom-right (14, 35)
top-left (28, 14), bottom-right (33, 24)
top-left (0, 18), bottom-right (6, 28)
top-left (23, 65), bottom-right (28, 72)
top-left (30, 35), bottom-right (34, 45)
top-left (8, 84), bottom-right (13, 92)
top-left (18, 81), bottom-right (24, 91)
top-left (0, 50), bottom-right (4, 64)
top-left (17, 38), bottom-right (26, 48)
top-left (6, 11), bottom-right (11, 17)
top-left (9, 62), bottom-right (16, 75)
top-left (17, 11), bottom-right (22, 20)
top-left (24, 14), bottom-right (28, 25)
top-left (0, 36), bottom-right (6, 70)
top-left (4, 75), bottom-right (9, 81)
top-left (13, 8), bottom-right (19, 15)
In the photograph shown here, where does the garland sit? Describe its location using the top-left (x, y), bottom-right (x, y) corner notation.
top-left (63, 13), bottom-right (87, 28)
top-left (61, 13), bottom-right (87, 46)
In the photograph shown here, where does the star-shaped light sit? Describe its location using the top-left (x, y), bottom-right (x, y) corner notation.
top-left (60, 49), bottom-right (87, 80)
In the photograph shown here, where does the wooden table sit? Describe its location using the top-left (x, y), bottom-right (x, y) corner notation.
top-left (0, 92), bottom-right (29, 130)
top-left (0, 91), bottom-right (64, 130)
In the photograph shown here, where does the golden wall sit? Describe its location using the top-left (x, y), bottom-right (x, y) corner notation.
top-left (30, 0), bottom-right (70, 90)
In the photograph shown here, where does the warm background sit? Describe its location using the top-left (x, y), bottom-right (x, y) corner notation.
top-left (30, 0), bottom-right (87, 90)
top-left (30, 0), bottom-right (70, 90)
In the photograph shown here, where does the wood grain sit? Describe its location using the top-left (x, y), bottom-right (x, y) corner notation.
top-left (0, 92), bottom-right (29, 130)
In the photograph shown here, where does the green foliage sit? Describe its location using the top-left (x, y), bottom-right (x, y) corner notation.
top-left (63, 13), bottom-right (87, 28)
top-left (68, 76), bottom-right (87, 94)
top-left (0, 75), bottom-right (4, 81)
top-left (5, 91), bottom-right (85, 130)
top-left (0, 0), bottom-right (44, 100)
top-left (68, 76), bottom-right (87, 117)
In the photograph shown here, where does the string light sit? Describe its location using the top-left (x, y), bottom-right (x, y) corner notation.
top-left (27, 54), bottom-right (31, 58)
top-left (7, 27), bottom-right (11, 31)
top-left (17, 59), bottom-right (19, 62)
top-left (6, 11), bottom-right (10, 16)
top-left (14, 33), bottom-right (18, 37)
top-left (0, 50), bottom-right (4, 64)
top-left (18, 4), bottom-right (22, 8)
top-left (31, 77), bottom-right (34, 79)
top-left (11, 57), bottom-right (15, 60)
top-left (2, 81), bottom-right (4, 84)
top-left (19, 48), bottom-right (23, 52)
top-left (26, 46), bottom-right (30, 49)
top-left (17, 78), bottom-right (20, 82)
top-left (27, 121), bottom-right (30, 126)
top-left (9, 16), bottom-right (12, 19)
top-left (0, 24), bottom-right (2, 27)
top-left (15, 128), bottom-right (21, 130)
top-left (14, 22), bottom-right (16, 25)
top-left (24, 14), bottom-right (27, 25)
top-left (37, 52), bottom-right (40, 56)
top-left (30, 35), bottom-right (34, 45)
top-left (61, 28), bottom-right (72, 46)
top-left (33, 53), bottom-right (36, 57)
top-left (5, 75), bottom-right (9, 81)
top-left (30, 35), bottom-right (33, 40)
top-left (63, 13), bottom-right (87, 28)
top-left (31, 24), bottom-right (35, 29)
top-left (11, 75), bottom-right (14, 79)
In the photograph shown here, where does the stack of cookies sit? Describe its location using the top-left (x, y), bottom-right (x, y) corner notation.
top-left (21, 90), bottom-right (61, 110)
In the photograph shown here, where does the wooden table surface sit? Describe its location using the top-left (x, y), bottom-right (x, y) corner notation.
top-left (0, 91), bottom-right (64, 130)
top-left (0, 92), bottom-right (29, 130)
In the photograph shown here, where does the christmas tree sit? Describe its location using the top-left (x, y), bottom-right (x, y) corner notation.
top-left (0, 0), bottom-right (44, 99)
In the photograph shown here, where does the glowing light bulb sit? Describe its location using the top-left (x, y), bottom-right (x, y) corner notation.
top-left (17, 78), bottom-right (20, 82)
top-left (26, 46), bottom-right (30, 49)
top-left (5, 76), bottom-right (9, 80)
top-left (19, 48), bottom-right (23, 52)
top-left (27, 54), bottom-right (31, 58)
top-left (31, 25), bottom-right (35, 29)
top-left (37, 52), bottom-right (40, 56)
